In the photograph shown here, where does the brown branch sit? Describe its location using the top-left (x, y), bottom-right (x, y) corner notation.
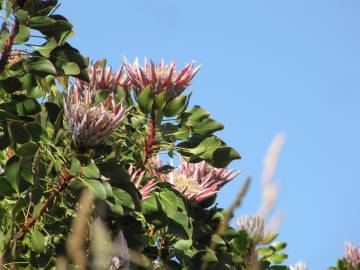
top-left (0, 19), bottom-right (18, 74)
top-left (144, 110), bottom-right (156, 163)
top-left (11, 173), bottom-right (73, 244)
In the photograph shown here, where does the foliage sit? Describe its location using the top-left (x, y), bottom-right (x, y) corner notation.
top-left (0, 1), bottom-right (353, 269)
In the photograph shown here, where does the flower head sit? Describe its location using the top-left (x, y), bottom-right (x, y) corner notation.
top-left (128, 165), bottom-right (157, 200)
top-left (160, 159), bottom-right (238, 203)
top-left (345, 242), bottom-right (360, 268)
top-left (289, 262), bottom-right (308, 270)
top-left (64, 86), bottom-right (130, 149)
top-left (236, 215), bottom-right (264, 241)
top-left (74, 60), bottom-right (130, 93)
top-left (124, 58), bottom-right (200, 100)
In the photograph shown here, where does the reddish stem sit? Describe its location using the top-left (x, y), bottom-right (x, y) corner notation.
top-left (144, 110), bottom-right (156, 163)
top-left (12, 173), bottom-right (73, 243)
top-left (0, 19), bottom-right (18, 74)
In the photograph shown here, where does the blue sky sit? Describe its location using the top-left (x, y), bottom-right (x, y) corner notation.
top-left (60, 1), bottom-right (360, 268)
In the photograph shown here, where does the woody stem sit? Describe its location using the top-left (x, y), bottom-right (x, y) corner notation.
top-left (11, 173), bottom-right (73, 244)
top-left (0, 17), bottom-right (18, 74)
top-left (144, 110), bottom-right (156, 163)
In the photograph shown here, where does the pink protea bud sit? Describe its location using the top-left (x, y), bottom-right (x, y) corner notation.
top-left (124, 58), bottom-right (200, 100)
top-left (128, 165), bottom-right (157, 200)
top-left (158, 158), bottom-right (238, 204)
top-left (74, 60), bottom-right (131, 93)
top-left (345, 242), bottom-right (360, 268)
top-left (236, 215), bottom-right (265, 242)
top-left (64, 86), bottom-right (130, 149)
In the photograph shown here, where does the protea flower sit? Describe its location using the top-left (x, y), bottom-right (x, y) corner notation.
top-left (128, 165), bottom-right (157, 200)
top-left (345, 242), bottom-right (360, 268)
top-left (159, 159), bottom-right (238, 203)
top-left (236, 215), bottom-right (264, 242)
top-left (289, 262), bottom-right (308, 270)
top-left (74, 60), bottom-right (131, 93)
top-left (124, 58), bottom-right (200, 100)
top-left (64, 86), bottom-right (130, 149)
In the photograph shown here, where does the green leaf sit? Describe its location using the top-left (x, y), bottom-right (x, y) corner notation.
top-left (16, 9), bottom-right (29, 24)
top-left (20, 156), bottom-right (34, 185)
top-left (31, 228), bottom-right (45, 253)
top-left (44, 102), bottom-right (61, 124)
top-left (211, 146), bottom-right (241, 168)
top-left (8, 120), bottom-right (30, 144)
top-left (164, 95), bottom-right (187, 117)
top-left (33, 38), bottom-right (57, 58)
top-left (24, 57), bottom-right (57, 75)
top-left (0, 109), bottom-right (18, 120)
top-left (83, 178), bottom-right (106, 200)
top-left (192, 118), bottom-right (224, 136)
top-left (271, 242), bottom-right (287, 252)
top-left (168, 212), bottom-right (192, 239)
top-left (268, 253), bottom-right (288, 264)
top-left (69, 158), bottom-right (81, 176)
top-left (178, 136), bottom-right (222, 162)
top-left (154, 91), bottom-right (167, 110)
top-left (29, 16), bottom-right (56, 29)
top-left (174, 239), bottom-right (192, 251)
top-left (202, 248), bottom-right (218, 263)
top-left (142, 195), bottom-right (167, 228)
top-left (106, 200), bottom-right (124, 215)
top-left (0, 77), bottom-right (22, 93)
top-left (50, 44), bottom-right (88, 69)
top-left (25, 122), bottom-right (43, 142)
top-left (185, 106), bottom-right (211, 126)
top-left (137, 86), bottom-right (153, 114)
top-left (113, 188), bottom-right (135, 210)
top-left (0, 176), bottom-right (14, 196)
top-left (155, 165), bottom-right (174, 174)
top-left (82, 163), bottom-right (100, 179)
top-left (159, 189), bottom-right (179, 213)
top-left (5, 155), bottom-right (21, 192)
top-left (14, 96), bottom-right (41, 115)
top-left (60, 61), bottom-right (80, 75)
top-left (14, 24), bottom-right (29, 44)
top-left (17, 142), bottom-right (38, 157)
top-left (257, 247), bottom-right (274, 257)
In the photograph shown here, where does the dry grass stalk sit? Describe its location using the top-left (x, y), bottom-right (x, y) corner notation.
top-left (0, 253), bottom-right (4, 270)
top-left (55, 256), bottom-right (68, 270)
top-left (90, 221), bottom-right (112, 270)
top-left (259, 133), bottom-right (285, 219)
top-left (66, 189), bottom-right (94, 269)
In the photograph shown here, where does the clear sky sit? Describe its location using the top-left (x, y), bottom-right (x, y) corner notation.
top-left (59, 1), bottom-right (360, 268)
